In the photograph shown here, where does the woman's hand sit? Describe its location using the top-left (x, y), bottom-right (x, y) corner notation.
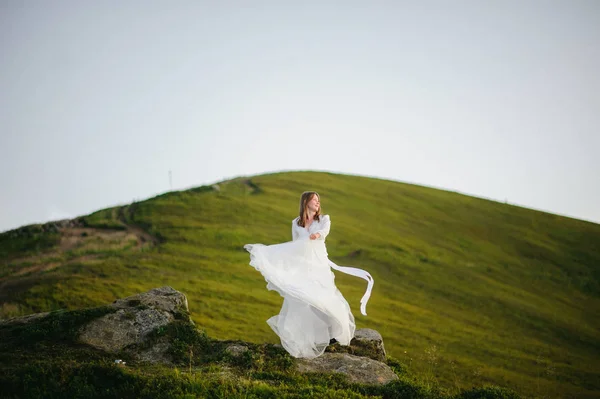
top-left (309, 233), bottom-right (321, 240)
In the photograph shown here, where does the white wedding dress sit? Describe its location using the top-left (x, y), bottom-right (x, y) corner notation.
top-left (244, 215), bottom-right (374, 359)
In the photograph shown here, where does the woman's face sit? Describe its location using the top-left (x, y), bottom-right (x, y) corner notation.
top-left (307, 194), bottom-right (320, 212)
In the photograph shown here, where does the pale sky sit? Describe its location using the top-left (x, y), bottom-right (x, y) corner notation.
top-left (1, 0), bottom-right (599, 232)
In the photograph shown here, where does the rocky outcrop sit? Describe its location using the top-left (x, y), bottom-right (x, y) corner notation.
top-left (351, 328), bottom-right (387, 361)
top-left (293, 328), bottom-right (394, 385)
top-left (296, 353), bottom-right (398, 385)
top-left (324, 328), bottom-right (387, 362)
top-left (78, 307), bottom-right (172, 352)
top-left (78, 286), bottom-right (189, 361)
top-left (111, 286), bottom-right (188, 314)
top-left (1, 287), bottom-right (398, 386)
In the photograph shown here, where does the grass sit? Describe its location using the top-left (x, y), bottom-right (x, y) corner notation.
top-left (0, 304), bottom-right (519, 399)
top-left (1, 171), bottom-right (599, 397)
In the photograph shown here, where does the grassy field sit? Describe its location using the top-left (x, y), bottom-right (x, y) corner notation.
top-left (1, 171), bottom-right (599, 398)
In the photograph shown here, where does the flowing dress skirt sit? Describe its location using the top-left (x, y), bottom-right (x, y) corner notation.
top-left (244, 239), bottom-right (355, 358)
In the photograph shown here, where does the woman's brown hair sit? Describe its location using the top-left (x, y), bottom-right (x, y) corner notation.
top-left (297, 191), bottom-right (321, 227)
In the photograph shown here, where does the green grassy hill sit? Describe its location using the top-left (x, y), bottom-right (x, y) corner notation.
top-left (1, 171), bottom-right (599, 397)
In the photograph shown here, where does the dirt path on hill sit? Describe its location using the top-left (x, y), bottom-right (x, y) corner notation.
top-left (117, 204), bottom-right (161, 246)
top-left (0, 204), bottom-right (161, 293)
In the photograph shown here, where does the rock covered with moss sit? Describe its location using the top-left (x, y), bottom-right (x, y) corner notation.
top-left (297, 353), bottom-right (398, 385)
top-left (77, 286), bottom-right (190, 362)
top-left (297, 328), bottom-right (396, 385)
top-left (325, 328), bottom-right (387, 362)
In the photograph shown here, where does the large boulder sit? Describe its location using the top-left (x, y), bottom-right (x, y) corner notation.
top-left (78, 286), bottom-right (189, 359)
top-left (298, 328), bottom-right (395, 385)
top-left (111, 286), bottom-right (189, 314)
top-left (78, 307), bottom-right (172, 352)
top-left (0, 286), bottom-right (190, 364)
top-left (296, 353), bottom-right (398, 385)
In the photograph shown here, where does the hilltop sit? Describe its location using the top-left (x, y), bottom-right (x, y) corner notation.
top-left (1, 171), bottom-right (599, 397)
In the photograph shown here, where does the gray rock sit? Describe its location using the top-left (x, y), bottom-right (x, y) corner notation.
top-left (325, 328), bottom-right (387, 362)
top-left (78, 286), bottom-right (188, 355)
top-left (79, 307), bottom-right (173, 352)
top-left (136, 337), bottom-right (172, 364)
top-left (351, 328), bottom-right (387, 362)
top-left (112, 286), bottom-right (189, 314)
top-left (296, 353), bottom-right (398, 385)
top-left (354, 328), bottom-right (383, 341)
top-left (1, 286), bottom-right (188, 364)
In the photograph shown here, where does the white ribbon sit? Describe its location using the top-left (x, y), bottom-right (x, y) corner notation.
top-left (328, 261), bottom-right (374, 316)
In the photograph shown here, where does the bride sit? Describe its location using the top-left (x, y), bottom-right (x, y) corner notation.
top-left (244, 191), bottom-right (374, 359)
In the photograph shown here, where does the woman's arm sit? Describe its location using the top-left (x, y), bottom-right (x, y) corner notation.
top-left (311, 215), bottom-right (331, 240)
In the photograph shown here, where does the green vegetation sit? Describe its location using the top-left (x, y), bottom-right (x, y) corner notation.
top-left (0, 306), bottom-right (518, 398)
top-left (1, 171), bottom-right (599, 397)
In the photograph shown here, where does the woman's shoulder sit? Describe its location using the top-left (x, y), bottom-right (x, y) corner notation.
top-left (320, 214), bottom-right (330, 221)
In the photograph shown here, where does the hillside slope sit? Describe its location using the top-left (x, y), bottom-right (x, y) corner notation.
top-left (1, 171), bottom-right (599, 397)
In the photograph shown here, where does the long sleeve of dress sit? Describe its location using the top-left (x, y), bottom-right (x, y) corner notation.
top-left (292, 218), bottom-right (299, 241)
top-left (315, 215), bottom-right (331, 240)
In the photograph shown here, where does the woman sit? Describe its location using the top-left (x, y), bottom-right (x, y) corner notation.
top-left (244, 191), bottom-right (374, 359)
